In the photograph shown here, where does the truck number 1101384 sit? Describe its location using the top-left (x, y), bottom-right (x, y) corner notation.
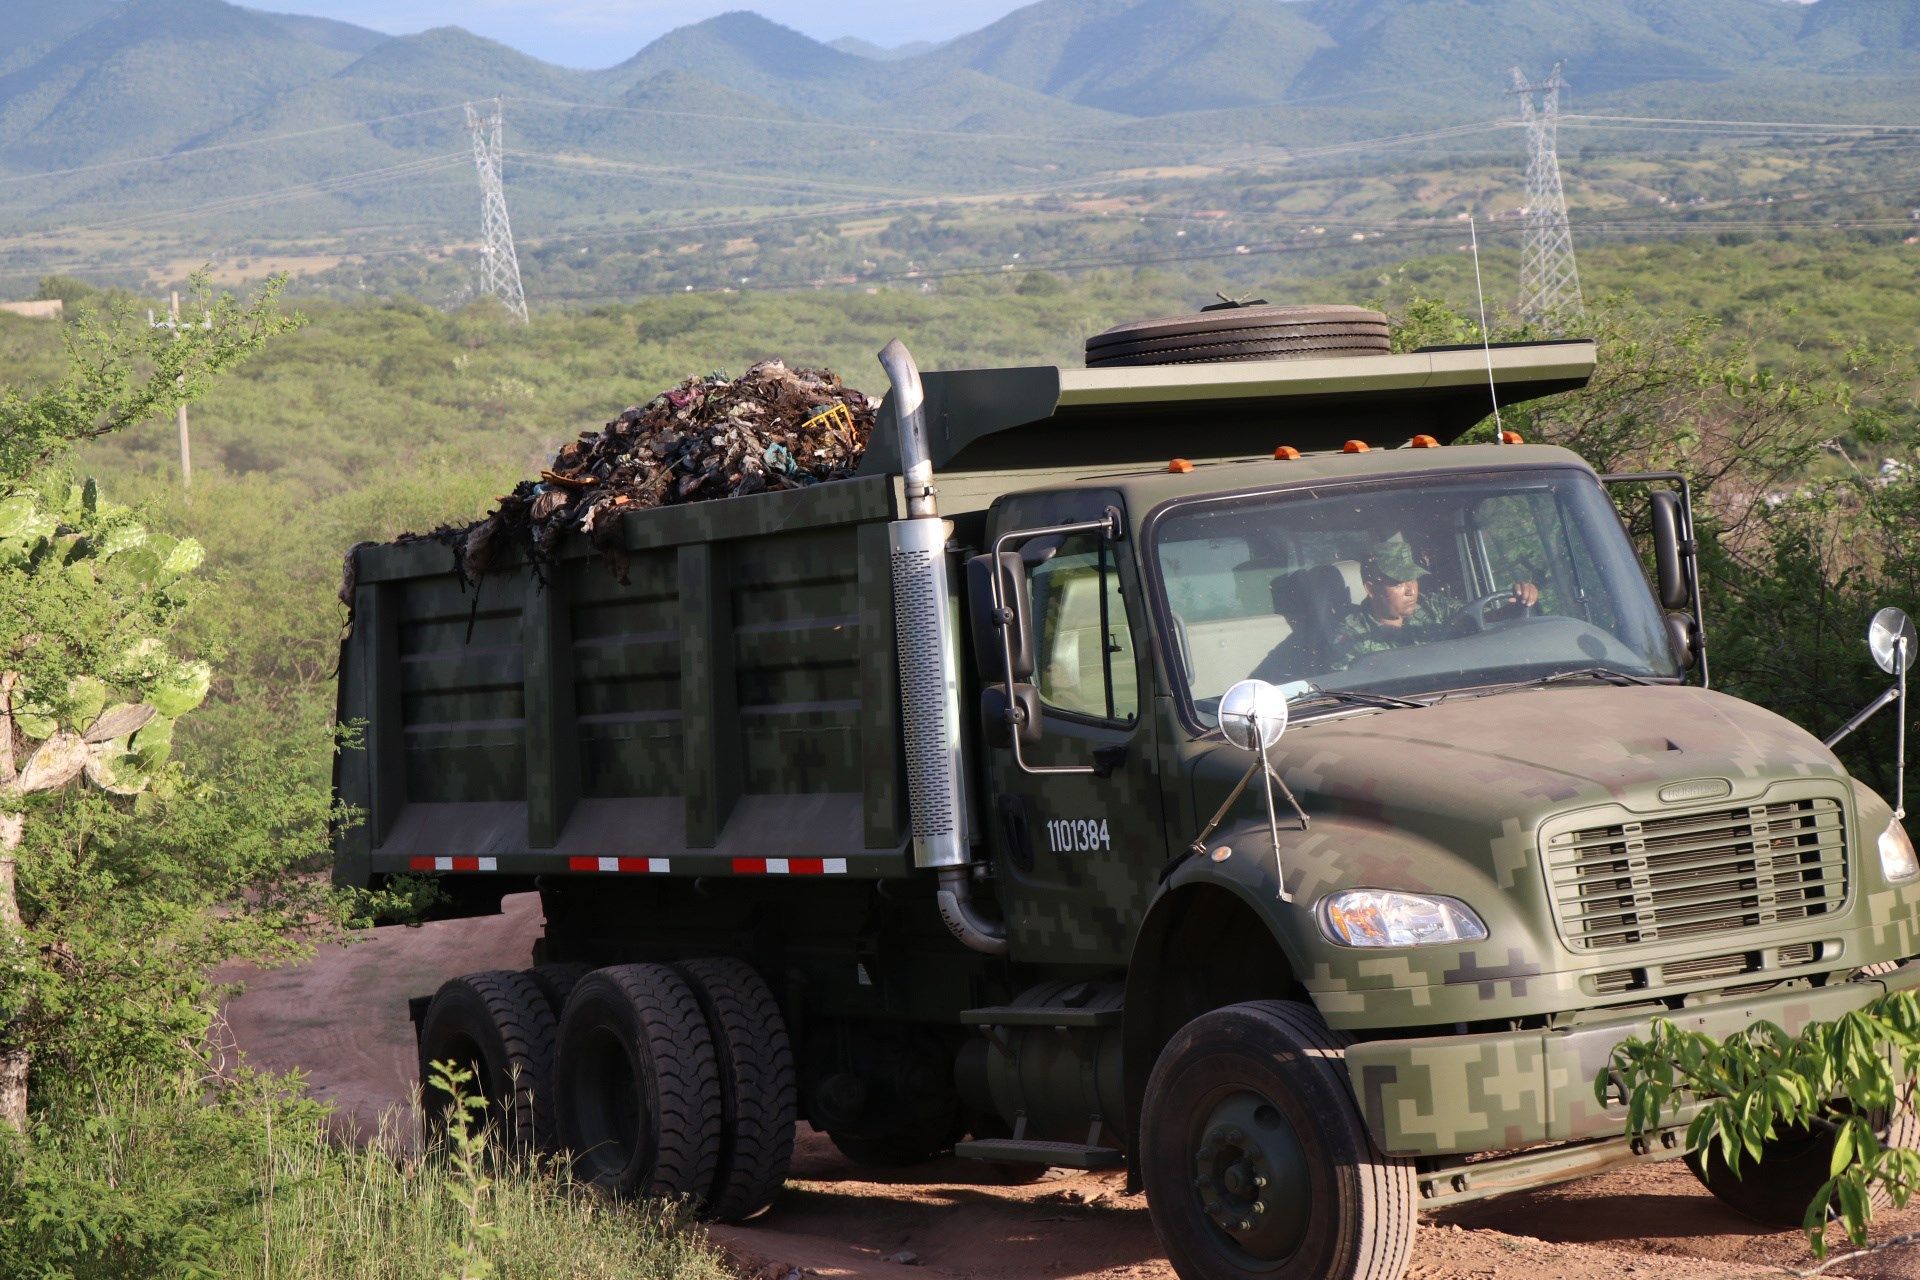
top-left (1044, 818), bottom-right (1112, 853)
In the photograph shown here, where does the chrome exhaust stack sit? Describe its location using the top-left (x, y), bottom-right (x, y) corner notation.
top-left (879, 339), bottom-right (1006, 956)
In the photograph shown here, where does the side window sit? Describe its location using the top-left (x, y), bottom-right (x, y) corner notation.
top-left (1029, 535), bottom-right (1138, 723)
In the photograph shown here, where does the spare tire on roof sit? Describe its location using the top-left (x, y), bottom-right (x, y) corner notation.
top-left (1085, 303), bottom-right (1391, 368)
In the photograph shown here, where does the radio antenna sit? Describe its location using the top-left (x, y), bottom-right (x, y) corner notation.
top-left (1468, 214), bottom-right (1504, 441)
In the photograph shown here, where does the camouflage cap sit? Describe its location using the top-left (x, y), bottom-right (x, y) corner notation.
top-left (1365, 533), bottom-right (1427, 583)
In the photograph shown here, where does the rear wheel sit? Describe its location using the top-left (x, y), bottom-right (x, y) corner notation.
top-left (1687, 1104), bottom-right (1920, 1226)
top-left (553, 963), bottom-right (721, 1200)
top-left (677, 958), bottom-right (797, 1221)
top-left (527, 962), bottom-right (593, 1017)
top-left (418, 970), bottom-right (556, 1152)
top-left (1141, 1000), bottom-right (1415, 1280)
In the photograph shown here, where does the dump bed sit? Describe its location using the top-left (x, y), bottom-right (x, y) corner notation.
top-left (333, 474), bottom-right (913, 891)
top-left (333, 338), bottom-right (1598, 897)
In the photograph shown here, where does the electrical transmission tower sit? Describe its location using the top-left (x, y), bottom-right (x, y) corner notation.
top-left (464, 98), bottom-right (528, 322)
top-left (1509, 62), bottom-right (1583, 331)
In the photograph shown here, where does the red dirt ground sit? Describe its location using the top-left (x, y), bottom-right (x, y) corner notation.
top-left (221, 894), bottom-right (1920, 1280)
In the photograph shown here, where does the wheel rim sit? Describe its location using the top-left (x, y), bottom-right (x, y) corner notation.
top-left (571, 1022), bottom-right (647, 1182)
top-left (1188, 1089), bottom-right (1312, 1268)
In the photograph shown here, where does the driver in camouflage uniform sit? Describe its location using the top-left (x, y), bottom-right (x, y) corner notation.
top-left (1331, 534), bottom-right (1539, 667)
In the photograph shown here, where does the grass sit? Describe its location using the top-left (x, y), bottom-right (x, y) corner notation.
top-left (0, 1069), bottom-right (736, 1280)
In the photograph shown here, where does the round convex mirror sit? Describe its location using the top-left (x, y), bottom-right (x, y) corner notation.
top-left (1219, 679), bottom-right (1290, 752)
top-left (1870, 607), bottom-right (1917, 675)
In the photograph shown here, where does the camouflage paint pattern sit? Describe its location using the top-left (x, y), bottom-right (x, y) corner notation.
top-left (1343, 963), bottom-right (1920, 1156)
top-left (336, 344), bottom-right (1920, 1174)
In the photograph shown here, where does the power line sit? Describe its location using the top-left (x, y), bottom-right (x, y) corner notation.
top-left (538, 224), bottom-right (1473, 302)
top-left (0, 154), bottom-right (471, 251)
top-left (1, 117), bottom-right (1517, 257)
top-left (1564, 113), bottom-right (1920, 135)
top-left (0, 103), bottom-right (472, 188)
top-left (506, 150), bottom-right (923, 199)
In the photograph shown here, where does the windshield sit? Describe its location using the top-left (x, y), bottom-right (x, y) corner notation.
top-left (1150, 467), bottom-right (1680, 725)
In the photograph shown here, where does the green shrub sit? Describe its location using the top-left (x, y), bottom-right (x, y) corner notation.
top-left (0, 1069), bottom-right (734, 1280)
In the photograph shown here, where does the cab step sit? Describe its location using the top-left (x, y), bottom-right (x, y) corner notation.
top-left (954, 1138), bottom-right (1124, 1169)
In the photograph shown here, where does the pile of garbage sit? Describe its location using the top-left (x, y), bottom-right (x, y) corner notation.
top-left (455, 359), bottom-right (873, 579)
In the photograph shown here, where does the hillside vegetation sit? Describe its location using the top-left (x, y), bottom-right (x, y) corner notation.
top-left (0, 223), bottom-right (1913, 1272)
top-left (1, 0), bottom-right (1914, 267)
top-left (0, 234), bottom-right (1909, 775)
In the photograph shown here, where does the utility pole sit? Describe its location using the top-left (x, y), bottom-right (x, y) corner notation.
top-left (464, 98), bottom-right (529, 323)
top-left (147, 291), bottom-right (209, 499)
top-left (1509, 62), bottom-right (1584, 332)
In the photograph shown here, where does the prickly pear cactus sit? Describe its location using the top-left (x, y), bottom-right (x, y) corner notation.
top-left (1, 484), bottom-right (206, 812)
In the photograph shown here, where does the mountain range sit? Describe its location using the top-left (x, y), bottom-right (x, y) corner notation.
top-left (1, 0), bottom-right (1915, 248)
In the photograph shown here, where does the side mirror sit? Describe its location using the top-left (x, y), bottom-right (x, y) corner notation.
top-left (1650, 490), bottom-right (1689, 612)
top-left (1826, 606), bottom-right (1912, 820)
top-left (1870, 607), bottom-right (1916, 676)
top-left (1219, 679), bottom-right (1290, 754)
top-left (1664, 613), bottom-right (1698, 671)
top-left (966, 552), bottom-right (1034, 681)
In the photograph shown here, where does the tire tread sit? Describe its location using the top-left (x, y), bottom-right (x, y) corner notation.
top-left (677, 958), bottom-right (797, 1221)
top-left (1141, 998), bottom-right (1416, 1280)
top-left (555, 962), bottom-right (722, 1200)
top-left (422, 969), bottom-right (557, 1152)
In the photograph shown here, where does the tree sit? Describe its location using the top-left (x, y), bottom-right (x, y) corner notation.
top-left (0, 483), bottom-right (211, 1124)
top-left (0, 275), bottom-right (294, 487)
top-left (1604, 997), bottom-right (1920, 1257)
top-left (0, 276), bottom-right (302, 1126)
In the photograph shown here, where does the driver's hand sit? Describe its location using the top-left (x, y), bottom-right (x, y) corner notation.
top-left (1511, 582), bottom-right (1540, 607)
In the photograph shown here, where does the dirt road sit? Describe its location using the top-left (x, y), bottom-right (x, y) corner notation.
top-left (223, 895), bottom-right (1920, 1280)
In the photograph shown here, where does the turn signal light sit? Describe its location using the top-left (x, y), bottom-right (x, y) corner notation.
top-left (1273, 446), bottom-right (1301, 460)
top-left (1409, 434), bottom-right (1439, 449)
top-left (1342, 440), bottom-right (1369, 453)
top-left (1501, 430), bottom-right (1525, 444)
top-left (1168, 458), bottom-right (1194, 473)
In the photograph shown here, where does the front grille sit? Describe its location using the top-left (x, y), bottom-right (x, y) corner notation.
top-left (1584, 942), bottom-right (1826, 997)
top-left (1545, 794), bottom-right (1848, 952)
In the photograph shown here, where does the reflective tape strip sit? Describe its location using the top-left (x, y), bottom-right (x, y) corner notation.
top-left (407, 856), bottom-right (497, 872)
top-left (566, 856), bottom-right (671, 874)
top-left (730, 857), bottom-right (848, 875)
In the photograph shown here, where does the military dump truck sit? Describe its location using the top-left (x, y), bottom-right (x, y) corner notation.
top-left (334, 304), bottom-right (1918, 1280)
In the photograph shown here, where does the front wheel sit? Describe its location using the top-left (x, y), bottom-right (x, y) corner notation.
top-left (1141, 1001), bottom-right (1415, 1280)
top-left (1687, 1104), bottom-right (1920, 1227)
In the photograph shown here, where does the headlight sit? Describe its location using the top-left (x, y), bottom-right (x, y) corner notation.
top-left (1880, 820), bottom-right (1918, 883)
top-left (1319, 889), bottom-right (1488, 948)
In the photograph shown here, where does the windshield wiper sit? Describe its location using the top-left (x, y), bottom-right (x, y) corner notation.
top-left (1290, 686), bottom-right (1430, 710)
top-left (1523, 666), bottom-right (1653, 688)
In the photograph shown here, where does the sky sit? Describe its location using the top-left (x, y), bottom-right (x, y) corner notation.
top-left (263, 1), bottom-right (1032, 67)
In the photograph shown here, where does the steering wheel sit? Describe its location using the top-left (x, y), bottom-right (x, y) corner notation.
top-left (1459, 588), bottom-right (1536, 633)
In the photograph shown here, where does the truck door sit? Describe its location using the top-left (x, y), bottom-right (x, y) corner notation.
top-left (980, 492), bottom-right (1166, 968)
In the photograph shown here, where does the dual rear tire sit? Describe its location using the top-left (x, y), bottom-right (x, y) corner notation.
top-left (417, 969), bottom-right (557, 1152)
top-left (417, 957), bottom-right (795, 1221)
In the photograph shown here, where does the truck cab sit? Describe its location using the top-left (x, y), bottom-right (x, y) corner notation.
top-left (335, 308), bottom-right (1918, 1280)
